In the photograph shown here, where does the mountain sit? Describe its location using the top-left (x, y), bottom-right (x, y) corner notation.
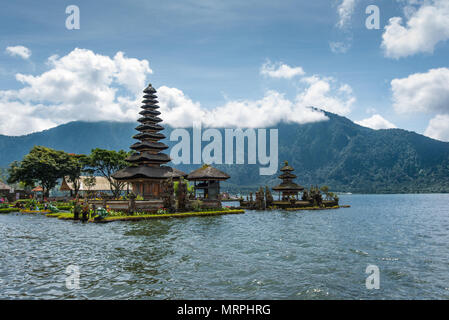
top-left (1, 112), bottom-right (449, 193)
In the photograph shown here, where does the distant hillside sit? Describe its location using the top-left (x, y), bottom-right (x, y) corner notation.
top-left (1, 112), bottom-right (449, 193)
top-left (0, 121), bottom-right (135, 167)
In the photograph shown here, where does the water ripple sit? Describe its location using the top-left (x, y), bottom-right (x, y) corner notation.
top-left (1, 194), bottom-right (449, 299)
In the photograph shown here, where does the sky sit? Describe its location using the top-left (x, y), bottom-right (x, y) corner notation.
top-left (0, 0), bottom-right (449, 141)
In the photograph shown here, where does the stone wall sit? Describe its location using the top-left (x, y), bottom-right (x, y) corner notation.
top-left (88, 199), bottom-right (222, 212)
top-left (88, 199), bottom-right (164, 212)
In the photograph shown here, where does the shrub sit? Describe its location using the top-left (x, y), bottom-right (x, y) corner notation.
top-left (191, 200), bottom-right (203, 212)
top-left (56, 205), bottom-right (73, 211)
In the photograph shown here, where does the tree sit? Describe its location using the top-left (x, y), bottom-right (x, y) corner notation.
top-left (86, 148), bottom-right (130, 199)
top-left (83, 176), bottom-right (96, 198)
top-left (64, 153), bottom-right (89, 199)
top-left (320, 185), bottom-right (330, 200)
top-left (8, 146), bottom-right (68, 197)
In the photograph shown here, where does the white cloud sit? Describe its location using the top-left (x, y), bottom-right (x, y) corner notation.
top-left (336, 0), bottom-right (357, 29)
top-left (157, 86), bottom-right (328, 128)
top-left (5, 46), bottom-right (32, 59)
top-left (391, 67), bottom-right (449, 114)
top-left (355, 114), bottom-right (397, 130)
top-left (329, 41), bottom-right (350, 54)
top-left (157, 73), bottom-right (355, 128)
top-left (260, 61), bottom-right (305, 79)
top-left (0, 51), bottom-right (356, 135)
top-left (297, 76), bottom-right (355, 115)
top-left (0, 48), bottom-right (152, 135)
top-left (424, 114), bottom-right (449, 141)
top-left (382, 0), bottom-right (449, 58)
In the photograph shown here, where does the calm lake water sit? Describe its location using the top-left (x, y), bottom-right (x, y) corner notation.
top-left (1, 194), bottom-right (449, 300)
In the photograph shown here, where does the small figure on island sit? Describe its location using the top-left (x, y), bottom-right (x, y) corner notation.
top-left (161, 178), bottom-right (175, 212)
top-left (309, 185), bottom-right (323, 207)
top-left (82, 200), bottom-right (89, 222)
top-left (73, 198), bottom-right (81, 220)
top-left (92, 203), bottom-right (96, 218)
top-left (177, 178), bottom-right (188, 211)
top-left (302, 189), bottom-right (310, 202)
top-left (255, 187), bottom-right (265, 210)
top-left (265, 186), bottom-right (273, 208)
top-left (128, 192), bottom-right (136, 215)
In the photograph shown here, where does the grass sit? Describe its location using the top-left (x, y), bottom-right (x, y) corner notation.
top-left (56, 205), bottom-right (73, 210)
top-left (283, 205), bottom-right (349, 211)
top-left (55, 212), bottom-right (77, 220)
top-left (45, 209), bottom-right (246, 222)
top-left (0, 208), bottom-right (17, 214)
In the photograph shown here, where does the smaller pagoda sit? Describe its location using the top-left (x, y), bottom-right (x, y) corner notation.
top-left (187, 164), bottom-right (230, 208)
top-left (272, 161), bottom-right (304, 201)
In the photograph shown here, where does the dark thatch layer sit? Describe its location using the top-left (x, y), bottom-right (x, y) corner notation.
top-left (113, 166), bottom-right (186, 180)
top-left (272, 182), bottom-right (304, 192)
top-left (187, 165), bottom-right (230, 181)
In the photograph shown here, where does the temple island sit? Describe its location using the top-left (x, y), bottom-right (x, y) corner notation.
top-left (59, 84), bottom-right (345, 218)
top-left (84, 83), bottom-right (235, 217)
top-left (2, 82), bottom-right (347, 222)
top-left (239, 161), bottom-right (342, 210)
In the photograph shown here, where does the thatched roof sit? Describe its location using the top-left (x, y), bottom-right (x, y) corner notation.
top-left (187, 165), bottom-right (230, 181)
top-left (0, 181), bottom-right (11, 191)
top-left (112, 166), bottom-right (186, 180)
top-left (60, 176), bottom-right (129, 192)
top-left (272, 182), bottom-right (304, 192)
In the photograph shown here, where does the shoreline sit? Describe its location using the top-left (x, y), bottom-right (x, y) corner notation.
top-left (49, 209), bottom-right (246, 223)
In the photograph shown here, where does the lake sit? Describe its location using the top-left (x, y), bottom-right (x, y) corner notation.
top-left (1, 194), bottom-right (449, 299)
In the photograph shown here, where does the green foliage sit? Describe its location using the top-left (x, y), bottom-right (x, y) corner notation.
top-left (64, 154), bottom-right (90, 198)
top-left (191, 199), bottom-right (203, 211)
top-left (174, 177), bottom-right (194, 197)
top-left (56, 205), bottom-right (73, 211)
top-left (86, 148), bottom-right (130, 198)
top-left (7, 146), bottom-right (67, 196)
top-left (7, 146), bottom-right (90, 197)
top-left (83, 176), bottom-right (96, 190)
top-left (2, 113), bottom-right (449, 194)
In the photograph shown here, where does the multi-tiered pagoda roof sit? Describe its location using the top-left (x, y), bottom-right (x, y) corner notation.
top-left (113, 84), bottom-right (186, 180)
top-left (272, 161), bottom-right (304, 194)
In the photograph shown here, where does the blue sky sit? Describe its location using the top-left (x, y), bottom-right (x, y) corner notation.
top-left (1, 0), bottom-right (449, 140)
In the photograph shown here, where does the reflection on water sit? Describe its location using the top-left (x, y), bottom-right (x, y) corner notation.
top-left (1, 194), bottom-right (449, 299)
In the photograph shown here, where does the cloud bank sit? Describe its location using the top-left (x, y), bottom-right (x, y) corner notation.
top-left (391, 67), bottom-right (449, 141)
top-left (355, 114), bottom-right (397, 130)
top-left (0, 48), bottom-right (152, 135)
top-left (382, 0), bottom-right (449, 58)
top-left (0, 49), bottom-right (357, 135)
top-left (424, 114), bottom-right (449, 142)
top-left (391, 68), bottom-right (449, 114)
